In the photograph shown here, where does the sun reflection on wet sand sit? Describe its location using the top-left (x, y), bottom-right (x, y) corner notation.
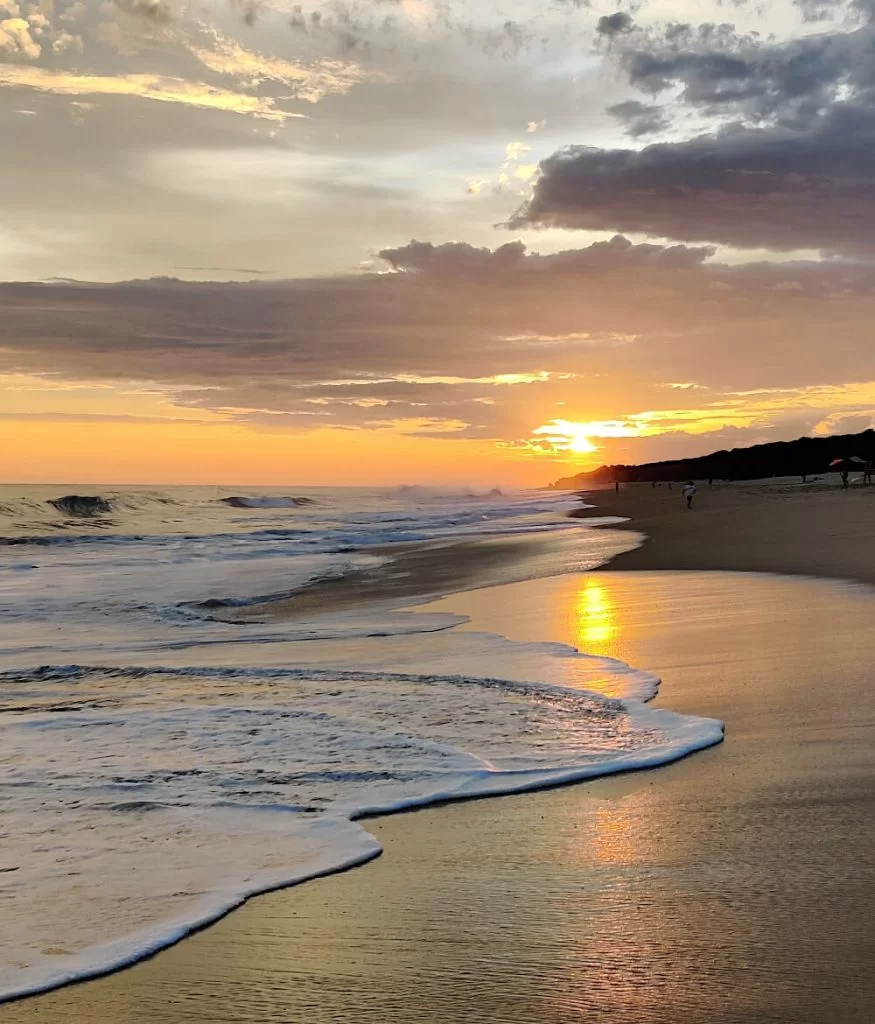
top-left (575, 578), bottom-right (618, 651)
top-left (589, 797), bottom-right (644, 867)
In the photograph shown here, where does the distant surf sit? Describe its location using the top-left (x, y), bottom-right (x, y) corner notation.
top-left (220, 496), bottom-right (317, 509)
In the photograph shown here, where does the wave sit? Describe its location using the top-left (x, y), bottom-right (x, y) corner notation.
top-left (393, 485), bottom-right (504, 500)
top-left (0, 661), bottom-right (723, 1003)
top-left (47, 495), bottom-right (114, 516)
top-left (220, 496), bottom-right (316, 509)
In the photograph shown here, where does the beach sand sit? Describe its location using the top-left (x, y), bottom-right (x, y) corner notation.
top-left (6, 485), bottom-right (875, 1023)
top-left (573, 478), bottom-right (875, 584)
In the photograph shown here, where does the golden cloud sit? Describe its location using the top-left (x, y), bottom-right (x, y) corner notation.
top-left (0, 17), bottom-right (41, 58)
top-left (0, 64), bottom-right (304, 120)
top-left (189, 30), bottom-right (386, 104)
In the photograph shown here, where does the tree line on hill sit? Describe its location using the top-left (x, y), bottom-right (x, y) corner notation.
top-left (549, 429), bottom-right (875, 489)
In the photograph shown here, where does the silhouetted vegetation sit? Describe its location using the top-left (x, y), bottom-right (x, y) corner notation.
top-left (549, 429), bottom-right (875, 488)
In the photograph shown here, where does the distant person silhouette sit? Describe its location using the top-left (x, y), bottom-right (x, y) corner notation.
top-left (682, 482), bottom-right (696, 509)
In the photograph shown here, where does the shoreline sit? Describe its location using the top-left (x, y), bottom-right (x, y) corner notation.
top-left (218, 525), bottom-right (640, 623)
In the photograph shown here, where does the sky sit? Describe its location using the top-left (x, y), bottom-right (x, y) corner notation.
top-left (2, 0), bottom-right (875, 485)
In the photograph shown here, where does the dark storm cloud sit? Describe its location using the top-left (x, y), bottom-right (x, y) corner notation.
top-left (3, 239), bottom-right (875, 438)
top-left (605, 100), bottom-right (669, 137)
top-left (619, 19), bottom-right (870, 124)
top-left (511, 101), bottom-right (875, 252)
top-left (509, 6), bottom-right (875, 252)
top-left (596, 13), bottom-right (635, 38)
top-left (378, 239), bottom-right (528, 272)
top-left (379, 235), bottom-right (714, 273)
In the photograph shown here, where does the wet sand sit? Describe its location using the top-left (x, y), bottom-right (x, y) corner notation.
top-left (222, 524), bottom-right (638, 622)
top-left (573, 479), bottom-right (875, 585)
top-left (8, 570), bottom-right (874, 1023)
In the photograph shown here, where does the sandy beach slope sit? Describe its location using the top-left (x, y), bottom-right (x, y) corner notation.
top-left (572, 479), bottom-right (875, 584)
top-left (6, 479), bottom-right (875, 1023)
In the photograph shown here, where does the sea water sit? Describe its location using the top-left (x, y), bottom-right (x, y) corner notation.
top-left (0, 485), bottom-right (723, 1001)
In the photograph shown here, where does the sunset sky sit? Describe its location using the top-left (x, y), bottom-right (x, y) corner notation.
top-left (2, 0), bottom-right (875, 485)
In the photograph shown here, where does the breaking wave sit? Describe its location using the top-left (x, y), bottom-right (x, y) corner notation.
top-left (47, 495), bottom-right (114, 516)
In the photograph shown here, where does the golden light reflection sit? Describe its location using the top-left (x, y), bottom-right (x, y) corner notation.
top-left (590, 799), bottom-right (640, 867)
top-left (575, 578), bottom-right (618, 651)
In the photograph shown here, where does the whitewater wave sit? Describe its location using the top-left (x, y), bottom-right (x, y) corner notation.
top-left (0, 660), bottom-right (723, 1003)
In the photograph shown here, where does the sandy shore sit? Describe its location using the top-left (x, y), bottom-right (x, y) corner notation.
top-left (5, 486), bottom-right (875, 1023)
top-left (572, 479), bottom-right (875, 584)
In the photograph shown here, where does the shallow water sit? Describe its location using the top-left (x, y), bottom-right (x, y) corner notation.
top-left (0, 488), bottom-right (713, 1002)
top-left (5, 571), bottom-right (871, 1023)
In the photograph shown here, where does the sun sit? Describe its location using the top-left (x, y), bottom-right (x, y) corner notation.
top-left (566, 429), bottom-right (598, 454)
top-left (532, 419), bottom-right (600, 454)
top-left (531, 418), bottom-right (646, 457)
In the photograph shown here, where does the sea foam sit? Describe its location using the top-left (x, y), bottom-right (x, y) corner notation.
top-left (0, 486), bottom-right (719, 1003)
top-left (0, 660), bottom-right (722, 1003)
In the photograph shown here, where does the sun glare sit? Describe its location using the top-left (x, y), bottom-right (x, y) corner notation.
top-left (532, 418), bottom-right (643, 455)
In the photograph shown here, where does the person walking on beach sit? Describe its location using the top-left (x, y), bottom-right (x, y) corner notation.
top-left (683, 481), bottom-right (696, 509)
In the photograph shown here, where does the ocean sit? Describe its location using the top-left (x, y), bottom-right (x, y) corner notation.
top-left (0, 484), bottom-right (723, 1002)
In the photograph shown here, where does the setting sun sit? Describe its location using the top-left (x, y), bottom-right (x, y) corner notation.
top-left (532, 419), bottom-right (645, 455)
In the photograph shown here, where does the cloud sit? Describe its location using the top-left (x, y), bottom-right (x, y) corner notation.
top-left (52, 29), bottom-right (83, 54)
top-left (187, 29), bottom-right (383, 103)
top-left (605, 99), bottom-right (668, 137)
top-left (0, 65), bottom-right (303, 120)
top-left (0, 411), bottom-right (209, 424)
top-left (511, 101), bottom-right (875, 252)
top-left (504, 5), bottom-right (875, 252)
top-left (596, 13), bottom-right (635, 38)
top-left (229, 0), bottom-right (265, 29)
top-left (616, 18), bottom-right (868, 126)
top-left (2, 240), bottom-right (875, 448)
top-left (379, 235), bottom-right (714, 274)
top-left (379, 238), bottom-right (528, 273)
top-left (175, 265), bottom-right (270, 275)
top-left (113, 0), bottom-right (174, 23)
top-left (0, 16), bottom-right (41, 58)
